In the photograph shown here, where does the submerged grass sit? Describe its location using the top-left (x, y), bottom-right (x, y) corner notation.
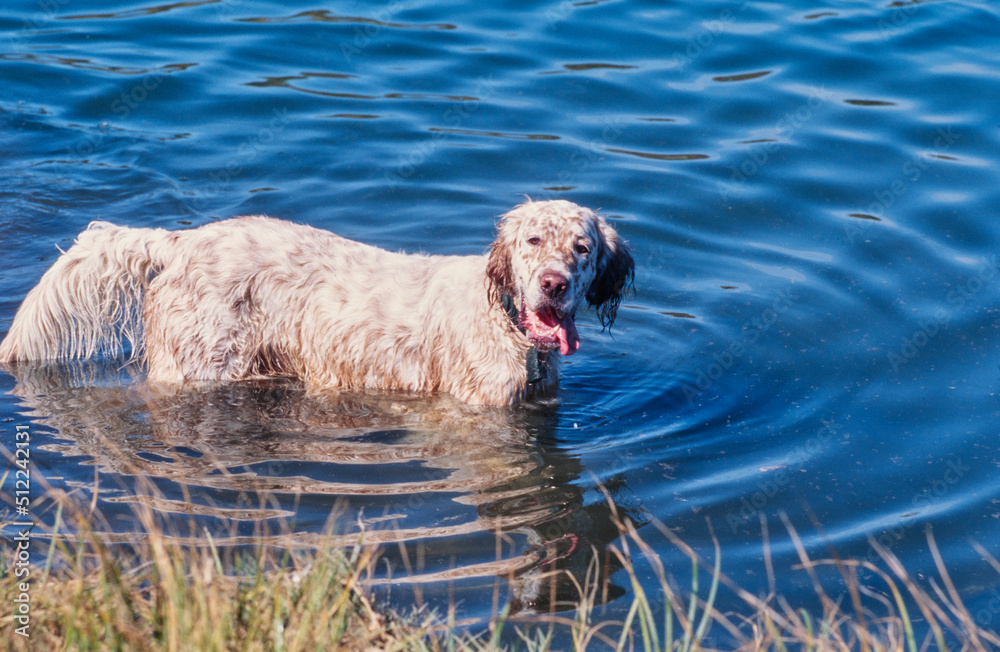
top-left (1, 488), bottom-right (998, 651)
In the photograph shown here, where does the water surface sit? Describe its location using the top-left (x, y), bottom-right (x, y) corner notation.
top-left (3, 0), bottom-right (1000, 644)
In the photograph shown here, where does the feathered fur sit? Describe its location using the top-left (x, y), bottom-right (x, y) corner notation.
top-left (0, 200), bottom-right (633, 405)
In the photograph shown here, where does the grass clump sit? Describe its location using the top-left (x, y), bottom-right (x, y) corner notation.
top-left (0, 503), bottom-right (440, 652)
top-left (2, 492), bottom-right (999, 651)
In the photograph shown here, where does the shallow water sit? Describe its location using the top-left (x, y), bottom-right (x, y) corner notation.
top-left (3, 0), bottom-right (1000, 643)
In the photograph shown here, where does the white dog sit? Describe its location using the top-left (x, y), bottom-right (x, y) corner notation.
top-left (0, 200), bottom-right (633, 405)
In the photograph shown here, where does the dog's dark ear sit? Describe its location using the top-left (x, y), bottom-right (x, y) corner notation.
top-left (587, 219), bottom-right (634, 330)
top-left (486, 210), bottom-right (518, 304)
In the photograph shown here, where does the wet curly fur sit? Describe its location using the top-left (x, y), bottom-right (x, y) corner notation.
top-left (0, 200), bottom-right (634, 405)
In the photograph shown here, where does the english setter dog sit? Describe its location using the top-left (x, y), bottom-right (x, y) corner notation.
top-left (0, 200), bottom-right (633, 405)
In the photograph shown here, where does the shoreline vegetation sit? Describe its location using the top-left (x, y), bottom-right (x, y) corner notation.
top-left (2, 489), bottom-right (998, 652)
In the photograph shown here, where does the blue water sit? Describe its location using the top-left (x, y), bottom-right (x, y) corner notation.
top-left (3, 0), bottom-right (1000, 644)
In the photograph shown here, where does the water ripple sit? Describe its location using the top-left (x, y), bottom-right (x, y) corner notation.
top-left (4, 0), bottom-right (1000, 634)
top-left (239, 9), bottom-right (456, 30)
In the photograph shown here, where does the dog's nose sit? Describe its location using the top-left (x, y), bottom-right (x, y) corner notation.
top-left (540, 271), bottom-right (569, 299)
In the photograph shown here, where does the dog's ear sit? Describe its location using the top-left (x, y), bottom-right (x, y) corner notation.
top-left (486, 209), bottom-right (519, 304)
top-left (587, 218), bottom-right (634, 330)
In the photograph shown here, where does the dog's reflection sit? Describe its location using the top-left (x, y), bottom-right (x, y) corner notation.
top-left (5, 359), bottom-right (647, 614)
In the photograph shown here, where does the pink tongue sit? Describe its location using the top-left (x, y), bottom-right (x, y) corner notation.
top-left (557, 317), bottom-right (580, 356)
top-left (525, 308), bottom-right (581, 355)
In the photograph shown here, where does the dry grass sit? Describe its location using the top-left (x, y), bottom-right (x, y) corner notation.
top-left (2, 487), bottom-right (998, 651)
top-left (0, 502), bottom-right (438, 652)
top-left (552, 509), bottom-right (1000, 652)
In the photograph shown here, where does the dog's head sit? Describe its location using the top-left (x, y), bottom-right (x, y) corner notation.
top-left (487, 199), bottom-right (634, 355)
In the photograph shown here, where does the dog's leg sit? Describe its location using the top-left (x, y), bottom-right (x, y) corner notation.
top-left (143, 273), bottom-right (251, 383)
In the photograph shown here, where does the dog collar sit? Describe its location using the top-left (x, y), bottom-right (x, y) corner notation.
top-left (500, 293), bottom-right (546, 385)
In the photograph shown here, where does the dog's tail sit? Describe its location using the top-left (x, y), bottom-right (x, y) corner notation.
top-left (0, 221), bottom-right (174, 363)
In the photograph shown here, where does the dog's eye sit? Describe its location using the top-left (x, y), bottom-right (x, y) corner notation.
top-left (527, 236), bottom-right (541, 245)
top-left (575, 243), bottom-right (590, 255)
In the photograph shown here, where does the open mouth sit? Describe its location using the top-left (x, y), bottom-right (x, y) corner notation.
top-left (521, 304), bottom-right (580, 356)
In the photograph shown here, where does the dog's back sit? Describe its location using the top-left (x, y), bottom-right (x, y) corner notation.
top-left (1, 201), bottom-right (633, 405)
top-left (0, 216), bottom-right (532, 403)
